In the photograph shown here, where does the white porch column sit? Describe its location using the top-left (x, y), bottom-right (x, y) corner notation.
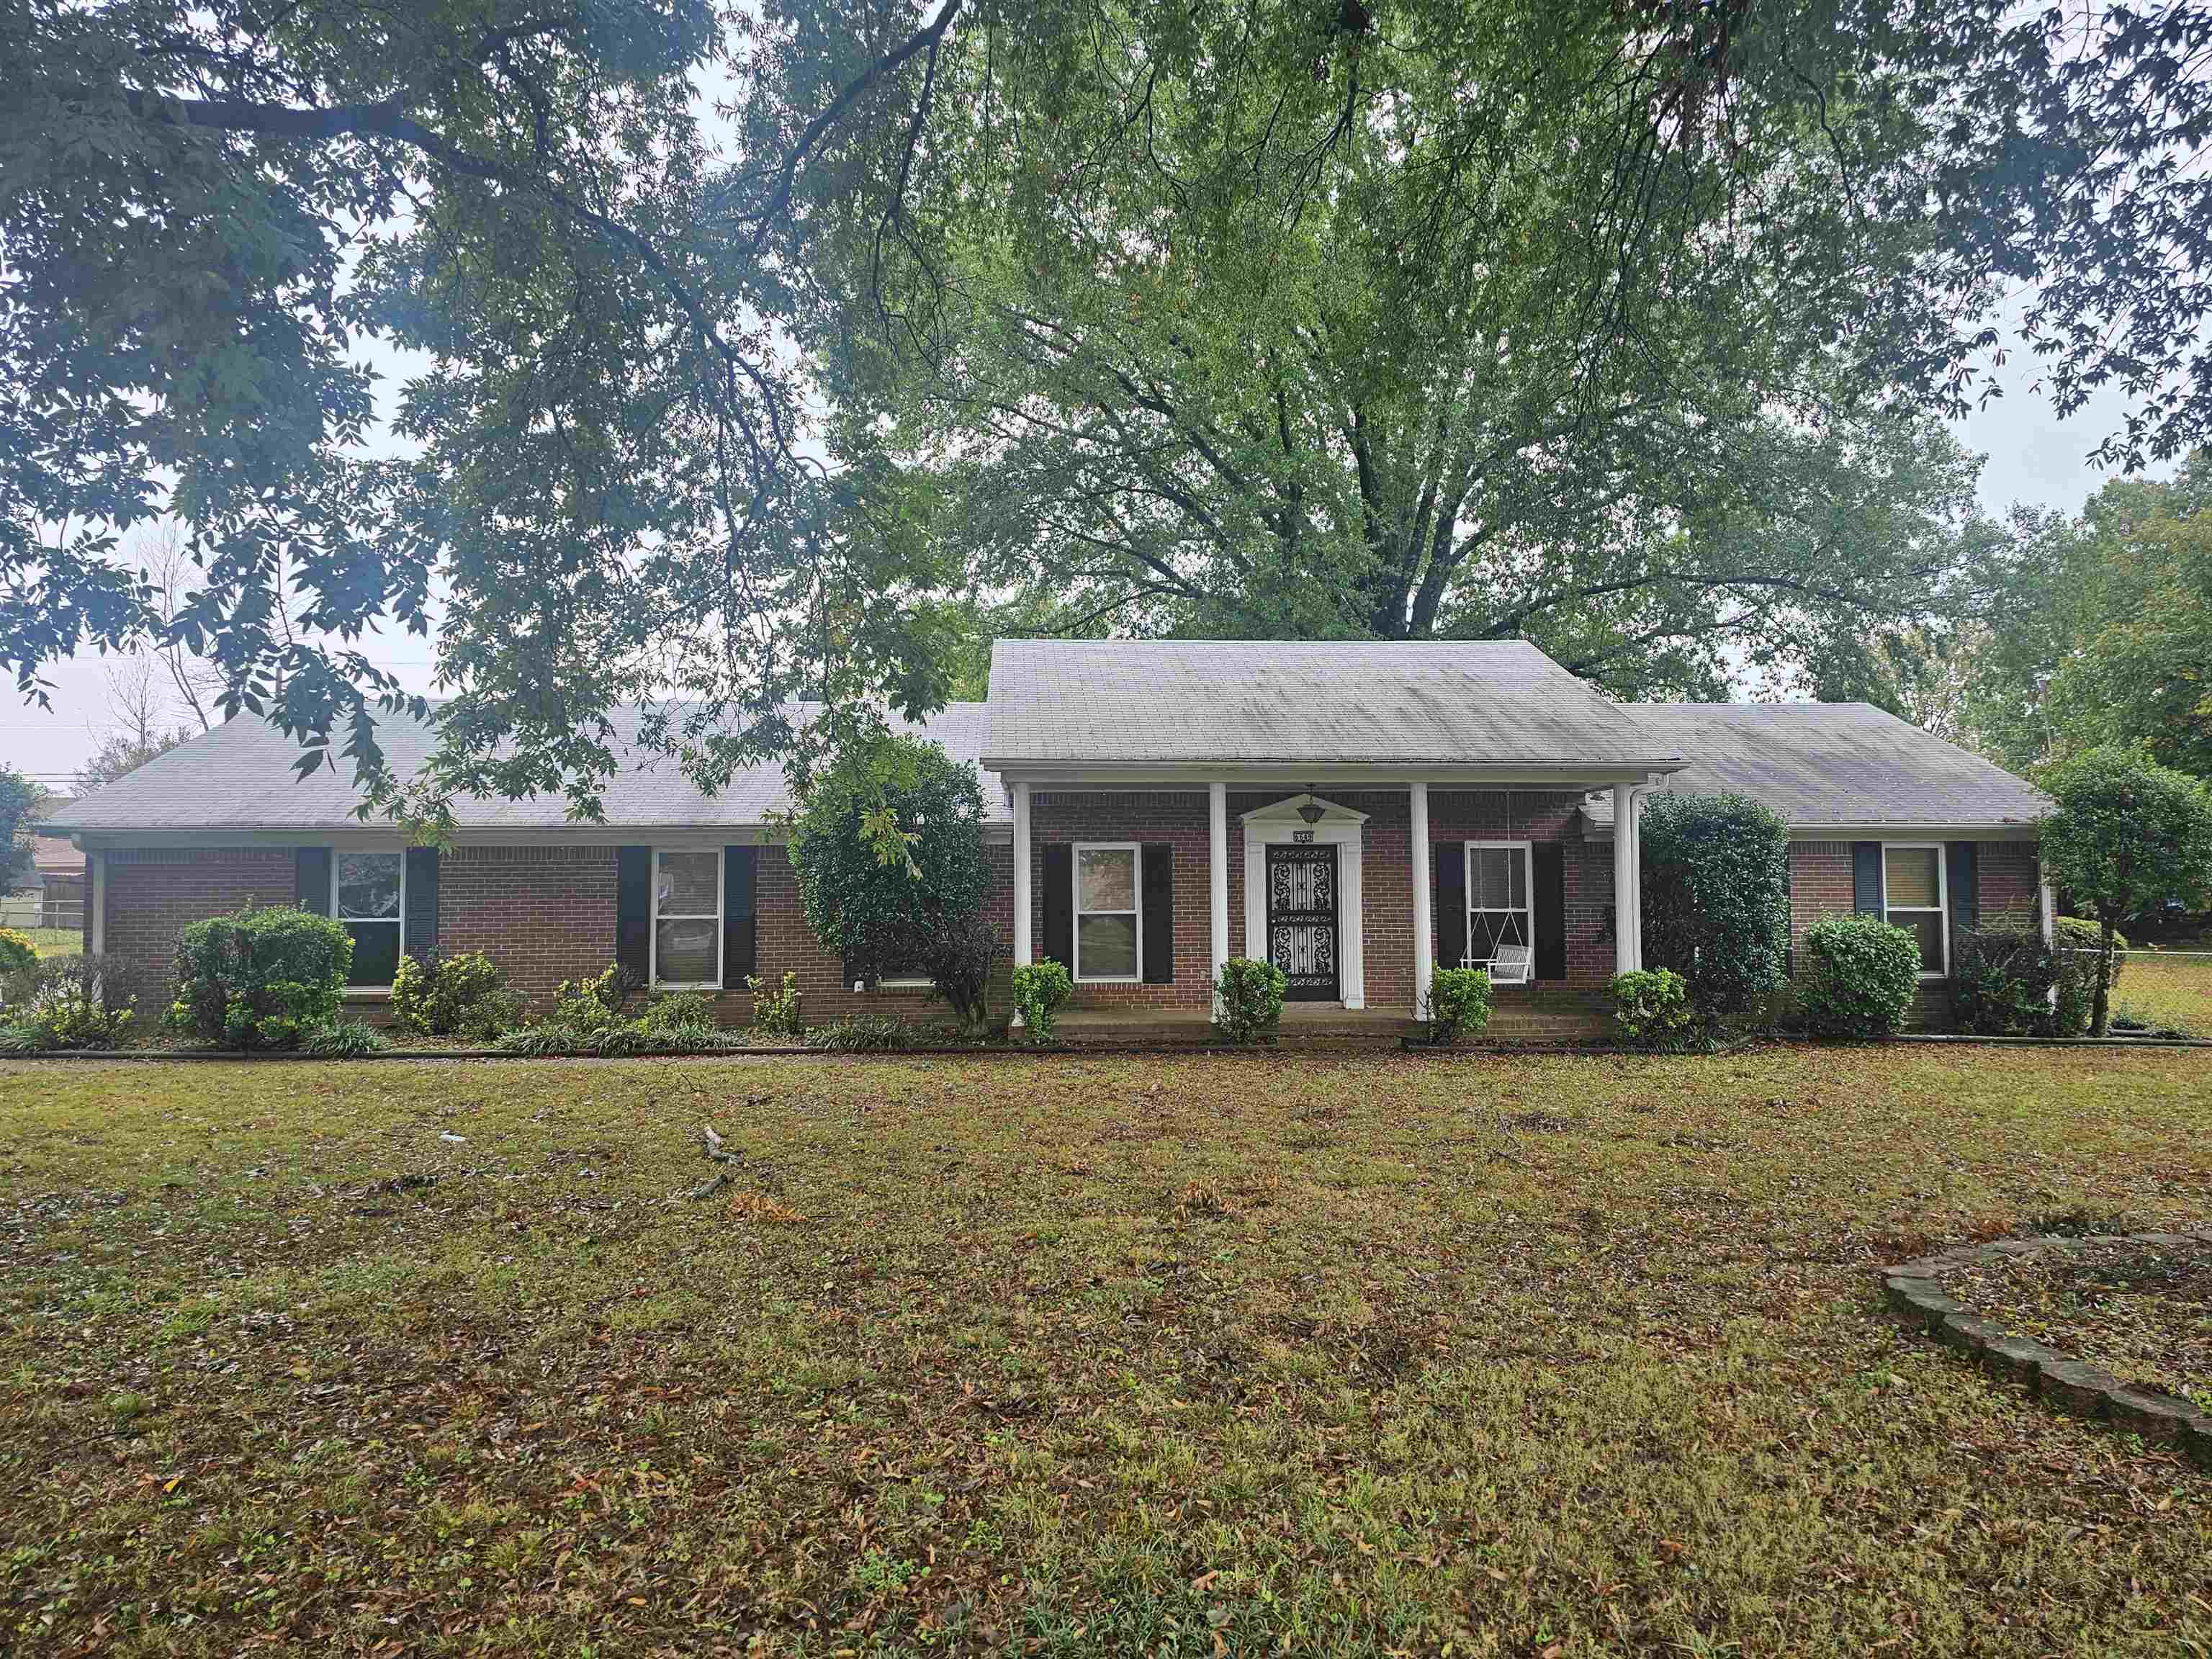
top-left (1408, 781), bottom-right (1433, 1013)
top-left (1012, 783), bottom-right (1033, 968)
top-left (86, 849), bottom-right (104, 956)
top-left (2038, 877), bottom-right (2056, 948)
top-left (1611, 783), bottom-right (1635, 975)
top-left (1208, 782), bottom-right (1228, 1003)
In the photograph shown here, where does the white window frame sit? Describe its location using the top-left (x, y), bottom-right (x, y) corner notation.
top-left (1881, 841), bottom-right (1950, 979)
top-left (1072, 840), bottom-right (1143, 984)
top-left (650, 848), bottom-right (724, 991)
top-left (331, 850), bottom-right (405, 989)
top-left (1463, 840), bottom-right (1533, 969)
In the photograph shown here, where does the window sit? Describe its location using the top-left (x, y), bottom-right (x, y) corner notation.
top-left (1882, 843), bottom-right (1948, 977)
top-left (334, 851), bottom-right (403, 987)
top-left (652, 850), bottom-right (722, 988)
top-left (1463, 841), bottom-right (1532, 966)
top-left (1073, 842), bottom-right (1141, 981)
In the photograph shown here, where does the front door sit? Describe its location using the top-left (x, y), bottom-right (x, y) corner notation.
top-left (1266, 842), bottom-right (1339, 1002)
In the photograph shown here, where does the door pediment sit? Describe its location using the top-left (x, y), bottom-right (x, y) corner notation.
top-left (1240, 793), bottom-right (1369, 825)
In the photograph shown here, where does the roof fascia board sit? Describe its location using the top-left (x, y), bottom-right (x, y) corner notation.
top-left (62, 823), bottom-right (1014, 850)
top-left (990, 762), bottom-right (1686, 788)
top-left (1582, 816), bottom-right (2044, 842)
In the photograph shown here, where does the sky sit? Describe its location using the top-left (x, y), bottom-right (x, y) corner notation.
top-left (0, 322), bottom-right (2180, 797)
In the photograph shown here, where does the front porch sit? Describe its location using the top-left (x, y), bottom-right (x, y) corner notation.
top-left (1007, 775), bottom-right (1662, 1024)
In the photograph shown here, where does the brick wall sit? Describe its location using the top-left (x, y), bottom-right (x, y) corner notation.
top-left (1427, 791), bottom-right (1614, 989)
top-left (437, 846), bottom-right (620, 1008)
top-left (97, 848), bottom-right (298, 994)
top-left (1788, 842), bottom-right (1857, 950)
top-left (1978, 841), bottom-right (2041, 927)
top-left (441, 840), bottom-right (1016, 1028)
top-left (1784, 837), bottom-right (2043, 1031)
top-left (1030, 791), bottom-right (1213, 1008)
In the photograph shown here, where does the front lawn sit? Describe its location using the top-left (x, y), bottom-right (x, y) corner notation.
top-left (15, 927), bottom-right (77, 958)
top-left (2, 1048), bottom-right (2206, 1655)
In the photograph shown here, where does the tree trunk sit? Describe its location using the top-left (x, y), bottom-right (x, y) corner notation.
top-left (2090, 915), bottom-right (2115, 1037)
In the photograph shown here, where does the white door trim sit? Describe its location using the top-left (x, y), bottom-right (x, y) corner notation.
top-left (1241, 799), bottom-right (1364, 1009)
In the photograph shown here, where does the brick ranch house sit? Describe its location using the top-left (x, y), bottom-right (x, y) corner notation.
top-left (41, 639), bottom-right (2054, 1038)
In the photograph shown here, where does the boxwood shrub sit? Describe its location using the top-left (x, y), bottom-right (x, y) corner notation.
top-left (1798, 914), bottom-right (1921, 1038)
top-left (1609, 968), bottom-right (1695, 1049)
top-left (170, 906), bottom-right (352, 1051)
top-left (391, 950), bottom-right (521, 1040)
top-left (1424, 966), bottom-right (1494, 1046)
top-left (1213, 956), bottom-right (1287, 1045)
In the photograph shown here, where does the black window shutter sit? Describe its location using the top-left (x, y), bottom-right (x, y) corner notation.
top-left (1946, 842), bottom-right (1978, 934)
top-left (1041, 844), bottom-right (1073, 969)
top-left (1141, 843), bottom-right (1174, 984)
top-left (616, 847), bottom-right (652, 981)
top-left (1532, 843), bottom-right (1566, 981)
top-left (1435, 840), bottom-right (1467, 971)
top-left (404, 847), bottom-right (439, 961)
top-left (724, 846), bottom-right (757, 985)
top-left (295, 847), bottom-right (332, 915)
top-left (1852, 842), bottom-right (1884, 916)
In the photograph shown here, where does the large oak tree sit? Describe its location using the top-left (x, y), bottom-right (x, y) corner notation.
top-left (6, 0), bottom-right (2212, 808)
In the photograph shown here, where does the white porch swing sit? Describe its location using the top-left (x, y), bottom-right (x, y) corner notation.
top-left (1461, 797), bottom-right (1533, 986)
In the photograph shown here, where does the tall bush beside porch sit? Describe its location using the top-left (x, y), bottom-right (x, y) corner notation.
top-left (1639, 791), bottom-right (1789, 1019)
top-left (788, 732), bottom-right (999, 1033)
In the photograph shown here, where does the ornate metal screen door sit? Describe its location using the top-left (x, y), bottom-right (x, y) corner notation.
top-left (1266, 843), bottom-right (1339, 1002)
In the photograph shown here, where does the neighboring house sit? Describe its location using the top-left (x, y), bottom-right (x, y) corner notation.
top-left (37, 641), bottom-right (2054, 1035)
top-left (6, 798), bottom-right (86, 930)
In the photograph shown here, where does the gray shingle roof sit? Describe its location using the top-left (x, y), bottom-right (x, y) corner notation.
top-left (1579, 703), bottom-right (2050, 832)
top-left (984, 639), bottom-right (1682, 768)
top-left (42, 703), bottom-right (1005, 834)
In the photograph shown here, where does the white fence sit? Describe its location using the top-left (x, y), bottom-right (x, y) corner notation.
top-left (0, 896), bottom-right (82, 932)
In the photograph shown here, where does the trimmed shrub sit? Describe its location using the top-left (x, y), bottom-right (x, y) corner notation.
top-left (390, 950), bottom-right (522, 1040)
top-left (747, 971), bottom-right (804, 1039)
top-left (1424, 966), bottom-right (1494, 1046)
top-left (1799, 914), bottom-right (1921, 1038)
top-left (1213, 957), bottom-right (1287, 1045)
top-left (0, 926), bottom-right (35, 983)
top-left (1012, 958), bottom-right (1073, 1045)
top-left (806, 1014), bottom-right (911, 1051)
top-left (1, 953), bottom-right (138, 1050)
top-left (1610, 968), bottom-right (1695, 1049)
top-left (170, 907), bottom-right (351, 1050)
top-left (1640, 792), bottom-right (1791, 1017)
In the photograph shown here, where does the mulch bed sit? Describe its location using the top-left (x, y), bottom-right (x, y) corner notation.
top-left (1936, 1236), bottom-right (2211, 1415)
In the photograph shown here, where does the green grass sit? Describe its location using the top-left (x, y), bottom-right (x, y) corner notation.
top-left (2113, 952), bottom-right (2212, 1035)
top-left (14, 927), bottom-right (77, 958)
top-left (1, 1048), bottom-right (2208, 1655)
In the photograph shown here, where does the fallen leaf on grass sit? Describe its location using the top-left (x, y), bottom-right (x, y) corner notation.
top-left (730, 1190), bottom-right (807, 1226)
